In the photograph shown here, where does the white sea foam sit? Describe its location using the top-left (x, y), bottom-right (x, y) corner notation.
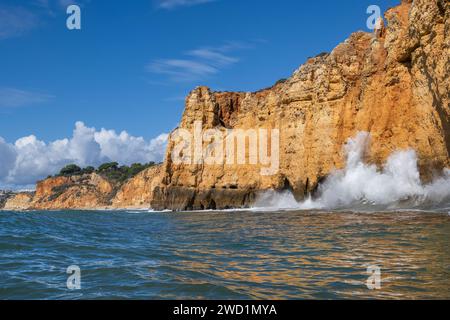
top-left (254, 132), bottom-right (450, 211)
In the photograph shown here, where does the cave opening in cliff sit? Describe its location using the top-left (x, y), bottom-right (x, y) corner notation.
top-left (304, 178), bottom-right (310, 197)
top-left (282, 178), bottom-right (294, 193)
top-left (209, 199), bottom-right (217, 210)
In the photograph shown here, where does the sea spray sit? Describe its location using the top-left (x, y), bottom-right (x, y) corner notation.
top-left (254, 132), bottom-right (450, 211)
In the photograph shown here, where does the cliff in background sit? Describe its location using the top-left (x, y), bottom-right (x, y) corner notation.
top-left (2, 192), bottom-right (34, 211)
top-left (1, 0), bottom-right (448, 211)
top-left (1, 166), bottom-right (163, 211)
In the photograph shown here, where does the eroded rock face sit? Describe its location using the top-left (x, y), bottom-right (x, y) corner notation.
top-left (2, 193), bottom-right (34, 211)
top-left (31, 173), bottom-right (115, 210)
top-left (111, 165), bottom-right (162, 209)
top-left (0, 191), bottom-right (13, 209)
top-left (0, 165), bottom-right (164, 211)
top-left (25, 166), bottom-right (163, 210)
top-left (151, 0), bottom-right (449, 210)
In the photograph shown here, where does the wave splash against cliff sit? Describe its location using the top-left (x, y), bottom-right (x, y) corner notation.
top-left (255, 133), bottom-right (450, 212)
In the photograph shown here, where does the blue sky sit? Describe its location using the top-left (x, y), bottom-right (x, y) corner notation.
top-left (0, 0), bottom-right (401, 188)
top-left (0, 0), bottom-right (399, 142)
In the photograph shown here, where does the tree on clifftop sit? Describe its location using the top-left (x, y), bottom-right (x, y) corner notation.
top-left (59, 164), bottom-right (82, 176)
top-left (97, 162), bottom-right (119, 173)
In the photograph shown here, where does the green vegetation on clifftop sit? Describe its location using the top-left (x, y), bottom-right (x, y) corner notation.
top-left (55, 162), bottom-right (157, 184)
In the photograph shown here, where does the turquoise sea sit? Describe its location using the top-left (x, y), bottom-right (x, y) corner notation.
top-left (1, 209), bottom-right (449, 299)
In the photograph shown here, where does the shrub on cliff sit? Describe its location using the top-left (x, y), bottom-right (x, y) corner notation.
top-left (96, 161), bottom-right (156, 183)
top-left (97, 162), bottom-right (119, 173)
top-left (59, 164), bottom-right (82, 176)
top-left (82, 166), bottom-right (95, 174)
top-left (128, 162), bottom-right (155, 177)
top-left (275, 78), bottom-right (288, 86)
top-left (52, 162), bottom-right (157, 183)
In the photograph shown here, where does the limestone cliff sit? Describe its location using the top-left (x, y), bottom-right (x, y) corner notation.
top-left (2, 0), bottom-right (448, 212)
top-left (31, 173), bottom-right (115, 210)
top-left (0, 191), bottom-right (12, 208)
top-left (111, 165), bottom-right (162, 209)
top-left (151, 0), bottom-right (449, 210)
top-left (2, 193), bottom-right (34, 211)
top-left (0, 166), bottom-right (162, 211)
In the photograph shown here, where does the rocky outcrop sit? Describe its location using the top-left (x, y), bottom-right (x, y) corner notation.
top-left (0, 191), bottom-right (12, 208)
top-left (2, 0), bottom-right (448, 212)
top-left (29, 166), bottom-right (163, 210)
top-left (111, 165), bottom-right (162, 209)
top-left (30, 173), bottom-right (115, 210)
top-left (2, 193), bottom-right (34, 211)
top-left (0, 166), bottom-right (162, 211)
top-left (151, 0), bottom-right (449, 210)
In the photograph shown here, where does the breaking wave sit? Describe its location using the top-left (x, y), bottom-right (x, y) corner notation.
top-left (254, 132), bottom-right (450, 212)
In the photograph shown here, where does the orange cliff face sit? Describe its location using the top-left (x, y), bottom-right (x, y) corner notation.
top-left (1, 167), bottom-right (163, 211)
top-left (150, 0), bottom-right (449, 210)
top-left (110, 165), bottom-right (162, 209)
top-left (1, 0), bottom-right (448, 212)
top-left (32, 174), bottom-right (115, 210)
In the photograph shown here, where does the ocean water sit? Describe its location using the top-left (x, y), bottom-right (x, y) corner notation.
top-left (1, 209), bottom-right (449, 300)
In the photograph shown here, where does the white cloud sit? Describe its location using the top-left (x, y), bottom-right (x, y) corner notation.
top-left (157, 0), bottom-right (215, 10)
top-left (93, 125), bottom-right (168, 165)
top-left (0, 122), bottom-right (168, 189)
top-left (0, 87), bottom-right (54, 109)
top-left (0, 137), bottom-right (17, 179)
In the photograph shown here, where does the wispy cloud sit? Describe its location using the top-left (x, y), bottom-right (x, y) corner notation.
top-left (147, 41), bottom-right (259, 82)
top-left (0, 5), bottom-right (39, 40)
top-left (0, 88), bottom-right (54, 109)
top-left (157, 0), bottom-right (216, 10)
top-left (187, 48), bottom-right (238, 66)
top-left (149, 59), bottom-right (219, 81)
